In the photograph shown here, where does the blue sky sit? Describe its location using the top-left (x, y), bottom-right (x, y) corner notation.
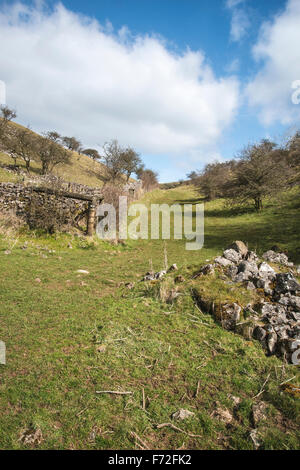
top-left (0, 0), bottom-right (300, 181)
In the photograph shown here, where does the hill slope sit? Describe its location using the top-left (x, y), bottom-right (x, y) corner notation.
top-left (0, 120), bottom-right (130, 188)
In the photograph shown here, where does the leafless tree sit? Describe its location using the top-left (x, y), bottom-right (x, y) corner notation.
top-left (62, 136), bottom-right (82, 153)
top-left (223, 139), bottom-right (289, 210)
top-left (38, 131), bottom-right (71, 175)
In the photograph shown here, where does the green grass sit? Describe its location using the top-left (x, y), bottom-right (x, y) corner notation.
top-left (0, 185), bottom-right (299, 450)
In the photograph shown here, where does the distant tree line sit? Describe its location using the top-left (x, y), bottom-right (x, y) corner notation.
top-left (0, 106), bottom-right (159, 190)
top-left (187, 136), bottom-right (300, 211)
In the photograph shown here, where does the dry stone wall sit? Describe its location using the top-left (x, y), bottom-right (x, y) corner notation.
top-left (0, 182), bottom-right (90, 220)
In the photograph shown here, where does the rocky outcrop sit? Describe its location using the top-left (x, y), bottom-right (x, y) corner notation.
top-left (196, 241), bottom-right (300, 363)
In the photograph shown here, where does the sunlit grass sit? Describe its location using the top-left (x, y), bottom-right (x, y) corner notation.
top-left (0, 184), bottom-right (299, 449)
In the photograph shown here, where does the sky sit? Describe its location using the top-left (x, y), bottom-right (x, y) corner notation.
top-left (0, 0), bottom-right (300, 182)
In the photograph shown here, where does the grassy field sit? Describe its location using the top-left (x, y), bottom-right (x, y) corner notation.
top-left (0, 185), bottom-right (299, 450)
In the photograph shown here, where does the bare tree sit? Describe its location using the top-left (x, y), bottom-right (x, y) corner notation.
top-left (0, 105), bottom-right (17, 138)
top-left (121, 146), bottom-right (142, 181)
top-left (38, 131), bottom-right (71, 175)
top-left (286, 130), bottom-right (300, 184)
top-left (139, 168), bottom-right (159, 191)
top-left (223, 139), bottom-right (289, 210)
top-left (10, 127), bottom-right (38, 172)
top-left (62, 136), bottom-right (82, 153)
top-left (101, 139), bottom-right (126, 183)
top-left (197, 161), bottom-right (235, 201)
top-left (82, 148), bottom-right (100, 161)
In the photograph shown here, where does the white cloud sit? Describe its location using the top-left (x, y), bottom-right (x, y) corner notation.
top-left (226, 0), bottom-right (250, 42)
top-left (246, 0), bottom-right (300, 125)
top-left (0, 1), bottom-right (239, 172)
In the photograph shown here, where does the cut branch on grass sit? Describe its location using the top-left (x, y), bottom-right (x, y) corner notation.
top-left (130, 431), bottom-right (150, 450)
top-left (252, 373), bottom-right (271, 399)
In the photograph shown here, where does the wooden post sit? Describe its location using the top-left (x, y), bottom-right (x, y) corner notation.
top-left (87, 201), bottom-right (96, 236)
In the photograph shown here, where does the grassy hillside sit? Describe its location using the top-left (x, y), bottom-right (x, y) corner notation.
top-left (0, 121), bottom-right (111, 187)
top-left (0, 185), bottom-right (299, 450)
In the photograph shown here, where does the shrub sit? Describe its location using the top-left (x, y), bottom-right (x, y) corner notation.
top-left (25, 193), bottom-right (70, 234)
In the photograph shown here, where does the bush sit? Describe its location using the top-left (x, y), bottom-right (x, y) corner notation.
top-left (25, 193), bottom-right (70, 234)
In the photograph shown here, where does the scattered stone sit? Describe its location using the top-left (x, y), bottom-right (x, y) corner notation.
top-left (171, 409), bottom-right (195, 421)
top-left (125, 282), bottom-right (135, 289)
top-left (236, 321), bottom-right (255, 340)
top-left (196, 241), bottom-right (299, 363)
top-left (212, 406), bottom-right (233, 424)
top-left (223, 248), bottom-right (241, 264)
top-left (143, 270), bottom-right (167, 281)
top-left (35, 278), bottom-right (41, 283)
top-left (4, 250), bottom-right (11, 255)
top-left (246, 251), bottom-right (259, 263)
top-left (215, 256), bottom-right (233, 267)
top-left (193, 264), bottom-right (215, 278)
top-left (274, 272), bottom-right (300, 295)
top-left (262, 250), bottom-right (292, 267)
top-left (19, 427), bottom-right (43, 447)
top-left (238, 260), bottom-right (258, 275)
top-left (234, 271), bottom-right (251, 283)
top-left (249, 429), bottom-right (262, 450)
top-left (252, 401), bottom-right (267, 426)
top-left (228, 394), bottom-right (241, 406)
top-left (278, 295), bottom-right (300, 312)
top-left (253, 326), bottom-right (267, 343)
top-left (168, 264), bottom-right (178, 272)
top-left (229, 240), bottom-right (248, 258)
top-left (175, 275), bottom-right (185, 283)
top-left (267, 332), bottom-right (278, 355)
top-left (155, 270), bottom-right (167, 280)
top-left (258, 262), bottom-right (276, 279)
top-left (143, 272), bottom-right (155, 281)
top-left (226, 265), bottom-right (238, 279)
top-left (246, 281), bottom-right (256, 290)
top-left (220, 303), bottom-right (241, 330)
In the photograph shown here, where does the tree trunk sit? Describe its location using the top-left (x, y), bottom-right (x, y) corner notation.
top-left (254, 197), bottom-right (263, 211)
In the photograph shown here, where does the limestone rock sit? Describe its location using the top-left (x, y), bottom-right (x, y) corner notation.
top-left (171, 409), bottom-right (195, 420)
top-left (220, 303), bottom-right (241, 330)
top-left (212, 406), bottom-right (233, 424)
top-left (252, 402), bottom-right (267, 426)
top-left (168, 264), bottom-right (178, 272)
top-left (215, 256), bottom-right (233, 267)
top-left (238, 260), bottom-right (258, 275)
top-left (258, 262), bottom-right (276, 279)
top-left (253, 326), bottom-right (267, 343)
top-left (223, 249), bottom-right (241, 264)
top-left (262, 250), bottom-right (292, 267)
top-left (228, 240), bottom-right (248, 258)
top-left (275, 273), bottom-right (300, 295)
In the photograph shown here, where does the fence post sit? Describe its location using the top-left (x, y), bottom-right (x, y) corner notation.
top-left (87, 200), bottom-right (96, 236)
